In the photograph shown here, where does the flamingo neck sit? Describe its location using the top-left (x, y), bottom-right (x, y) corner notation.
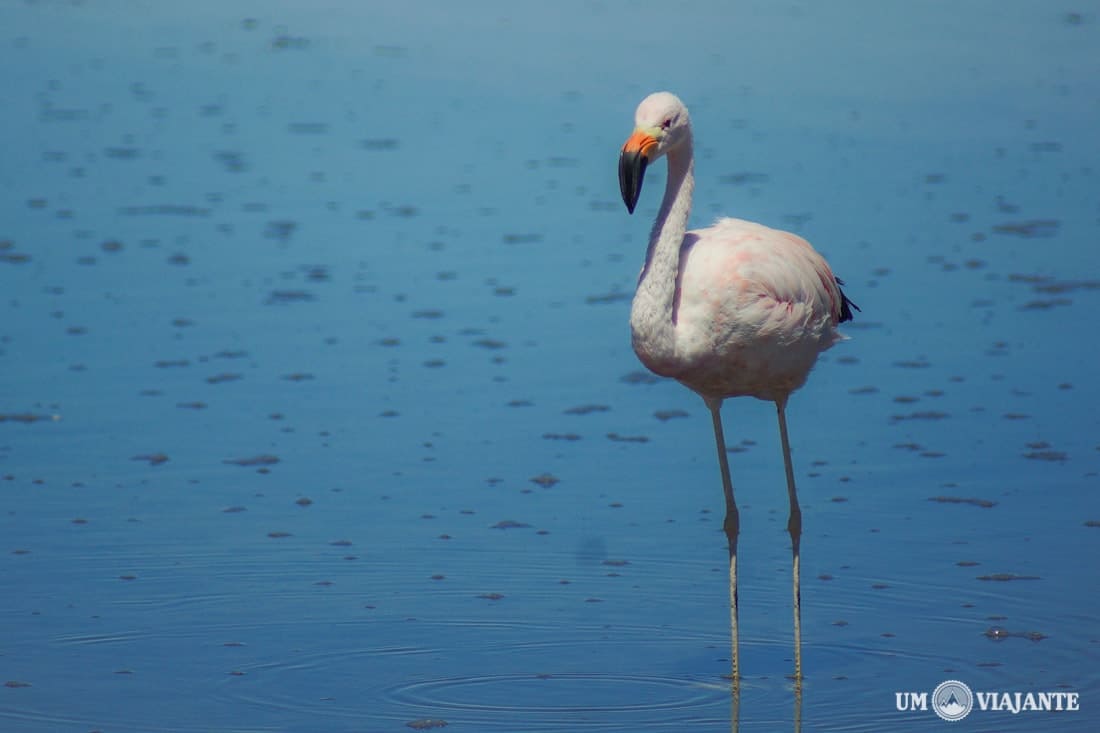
top-left (631, 134), bottom-right (694, 373)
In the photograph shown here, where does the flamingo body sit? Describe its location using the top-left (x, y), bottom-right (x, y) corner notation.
top-left (631, 216), bottom-right (848, 403)
top-left (618, 91), bottom-right (857, 683)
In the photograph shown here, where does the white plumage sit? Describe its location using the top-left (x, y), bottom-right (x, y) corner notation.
top-left (618, 91), bottom-right (857, 683)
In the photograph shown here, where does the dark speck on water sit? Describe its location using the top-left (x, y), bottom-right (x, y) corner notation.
top-left (977, 573), bottom-right (1042, 582)
top-left (223, 455), bottom-right (280, 467)
top-left (491, 520), bottom-right (531, 530)
top-left (985, 626), bottom-right (1047, 642)
top-left (265, 290), bottom-right (315, 305)
top-left (564, 404), bottom-right (610, 416)
top-left (928, 496), bottom-right (997, 509)
top-left (654, 409), bottom-right (689, 421)
top-left (131, 453), bottom-right (169, 466)
top-left (607, 432), bottom-right (649, 443)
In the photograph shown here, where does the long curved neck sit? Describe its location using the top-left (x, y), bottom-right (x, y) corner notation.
top-left (631, 132), bottom-right (694, 370)
top-left (645, 137), bottom-right (695, 276)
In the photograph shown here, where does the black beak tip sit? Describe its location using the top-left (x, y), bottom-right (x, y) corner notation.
top-left (618, 150), bottom-right (647, 216)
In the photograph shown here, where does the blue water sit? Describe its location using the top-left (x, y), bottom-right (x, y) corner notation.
top-left (2, 2), bottom-right (1098, 731)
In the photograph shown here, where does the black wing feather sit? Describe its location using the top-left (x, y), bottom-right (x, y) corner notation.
top-left (836, 277), bottom-right (859, 323)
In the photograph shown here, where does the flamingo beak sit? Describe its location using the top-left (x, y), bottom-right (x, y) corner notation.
top-left (619, 130), bottom-right (658, 214)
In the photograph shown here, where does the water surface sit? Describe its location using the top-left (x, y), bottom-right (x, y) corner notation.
top-left (2, 2), bottom-right (1098, 731)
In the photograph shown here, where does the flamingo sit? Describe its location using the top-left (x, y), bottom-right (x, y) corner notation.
top-left (617, 91), bottom-right (857, 683)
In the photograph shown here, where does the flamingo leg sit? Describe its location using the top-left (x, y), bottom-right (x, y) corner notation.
top-left (776, 397), bottom-right (803, 684)
top-left (706, 397), bottom-right (739, 684)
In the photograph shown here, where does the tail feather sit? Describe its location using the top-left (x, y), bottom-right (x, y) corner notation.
top-left (836, 278), bottom-right (859, 323)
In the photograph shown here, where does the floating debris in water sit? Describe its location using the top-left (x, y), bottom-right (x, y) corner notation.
top-left (585, 291), bottom-right (631, 305)
top-left (214, 150), bottom-right (247, 173)
top-left (564, 404), bottom-right (609, 416)
top-left (0, 413), bottom-right (59, 424)
top-left (406, 720), bottom-right (447, 730)
top-left (0, 245), bottom-right (31, 264)
top-left (890, 410), bottom-right (950, 423)
top-left (271, 34), bottom-right (310, 50)
top-left (263, 220), bottom-right (297, 242)
top-left (1031, 279), bottom-right (1100, 295)
top-left (265, 290), bottom-right (315, 305)
top-left (118, 204), bottom-right (210, 217)
top-left (992, 219), bottom-right (1060, 238)
top-left (501, 233), bottom-right (542, 244)
top-left (530, 473), bottom-right (559, 488)
top-left (1020, 298), bottom-right (1072, 311)
top-left (131, 453), bottom-right (169, 466)
top-left (104, 146), bottom-right (141, 160)
top-left (977, 573), bottom-right (1041, 581)
top-left (1023, 442), bottom-right (1067, 462)
top-left (386, 204), bottom-right (419, 218)
top-left (984, 626), bottom-right (1046, 642)
top-left (491, 520), bottom-right (531, 530)
top-left (223, 455), bottom-right (280, 467)
top-left (929, 496), bottom-right (996, 508)
top-left (719, 171), bottom-right (770, 186)
top-left (654, 409), bottom-right (689, 421)
top-left (607, 433), bottom-right (648, 443)
top-left (542, 432), bottom-right (582, 441)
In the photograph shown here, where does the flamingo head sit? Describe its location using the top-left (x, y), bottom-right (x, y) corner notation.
top-left (619, 92), bottom-right (691, 214)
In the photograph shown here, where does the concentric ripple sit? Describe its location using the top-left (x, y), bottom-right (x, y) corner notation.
top-left (387, 672), bottom-right (726, 723)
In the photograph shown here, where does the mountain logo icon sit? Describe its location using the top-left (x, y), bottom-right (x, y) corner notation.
top-left (933, 679), bottom-right (974, 721)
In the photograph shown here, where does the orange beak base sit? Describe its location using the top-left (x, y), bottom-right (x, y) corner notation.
top-left (619, 132), bottom-right (657, 214)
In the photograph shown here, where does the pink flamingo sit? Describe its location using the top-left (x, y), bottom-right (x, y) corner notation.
top-left (618, 92), bottom-right (857, 683)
